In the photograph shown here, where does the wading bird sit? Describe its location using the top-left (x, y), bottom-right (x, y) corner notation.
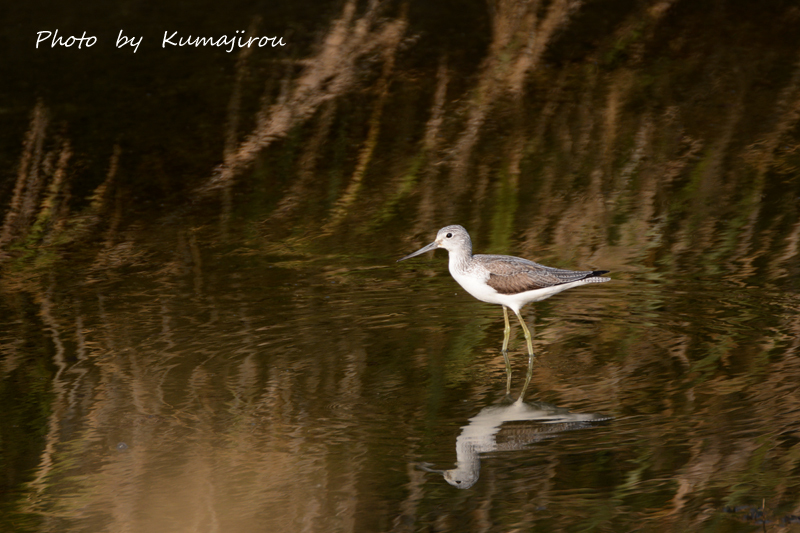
top-left (398, 225), bottom-right (609, 397)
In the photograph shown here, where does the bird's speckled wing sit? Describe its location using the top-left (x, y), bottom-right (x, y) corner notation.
top-left (477, 254), bottom-right (609, 295)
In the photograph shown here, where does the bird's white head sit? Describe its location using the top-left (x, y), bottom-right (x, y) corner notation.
top-left (433, 225), bottom-right (472, 254)
top-left (397, 225), bottom-right (473, 262)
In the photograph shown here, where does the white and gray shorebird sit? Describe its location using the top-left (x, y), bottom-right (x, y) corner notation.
top-left (398, 225), bottom-right (610, 396)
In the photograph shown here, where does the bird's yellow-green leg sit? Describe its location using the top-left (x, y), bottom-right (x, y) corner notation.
top-left (514, 310), bottom-right (535, 400)
top-left (501, 306), bottom-right (512, 395)
top-left (513, 310), bottom-right (534, 356)
top-left (502, 306), bottom-right (511, 352)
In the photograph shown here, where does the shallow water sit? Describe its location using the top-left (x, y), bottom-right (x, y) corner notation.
top-left (4, 0), bottom-right (800, 531)
top-left (3, 223), bottom-right (800, 532)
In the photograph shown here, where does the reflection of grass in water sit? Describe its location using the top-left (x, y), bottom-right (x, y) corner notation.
top-left (488, 166), bottom-right (518, 255)
top-left (366, 151), bottom-right (427, 231)
top-left (0, 105), bottom-right (104, 274)
top-left (439, 317), bottom-right (494, 389)
top-left (324, 67), bottom-right (393, 232)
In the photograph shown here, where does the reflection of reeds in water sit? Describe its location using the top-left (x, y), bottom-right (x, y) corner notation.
top-left (738, 50), bottom-right (800, 278)
top-left (448, 0), bottom-right (581, 185)
top-left (196, 0), bottom-right (407, 198)
top-left (196, 0), bottom-right (800, 293)
top-left (0, 102), bottom-right (125, 272)
top-left (11, 263), bottom-right (800, 531)
top-left (22, 280), bottom-right (68, 516)
top-left (0, 109), bottom-right (77, 267)
top-left (12, 279), bottom-right (382, 531)
top-left (5, 1), bottom-right (799, 284)
top-left (323, 17), bottom-right (404, 233)
top-left (0, 102), bottom-right (49, 253)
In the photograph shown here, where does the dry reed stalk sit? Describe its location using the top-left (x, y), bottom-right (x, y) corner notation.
top-left (323, 21), bottom-right (404, 232)
top-left (448, 0), bottom-right (582, 192)
top-left (33, 137), bottom-right (72, 245)
top-left (195, 0), bottom-right (407, 197)
top-left (0, 102), bottom-right (48, 251)
top-left (412, 58), bottom-right (451, 236)
top-left (266, 100), bottom-right (337, 223)
top-left (735, 53), bottom-right (800, 276)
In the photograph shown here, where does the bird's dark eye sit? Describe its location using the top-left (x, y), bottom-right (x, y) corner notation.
top-left (446, 232), bottom-right (453, 238)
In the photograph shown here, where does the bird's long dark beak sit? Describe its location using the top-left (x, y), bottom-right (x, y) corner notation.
top-left (416, 462), bottom-right (446, 474)
top-left (397, 241), bottom-right (439, 262)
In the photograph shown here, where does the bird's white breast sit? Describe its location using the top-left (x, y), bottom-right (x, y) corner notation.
top-left (448, 263), bottom-right (504, 305)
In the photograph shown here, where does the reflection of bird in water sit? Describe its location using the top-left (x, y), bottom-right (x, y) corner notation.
top-left (398, 225), bottom-right (610, 397)
top-left (419, 400), bottom-right (610, 489)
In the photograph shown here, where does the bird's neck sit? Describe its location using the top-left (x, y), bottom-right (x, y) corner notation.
top-left (448, 246), bottom-right (473, 275)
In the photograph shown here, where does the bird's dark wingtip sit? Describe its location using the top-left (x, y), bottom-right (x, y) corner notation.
top-left (591, 270), bottom-right (610, 277)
